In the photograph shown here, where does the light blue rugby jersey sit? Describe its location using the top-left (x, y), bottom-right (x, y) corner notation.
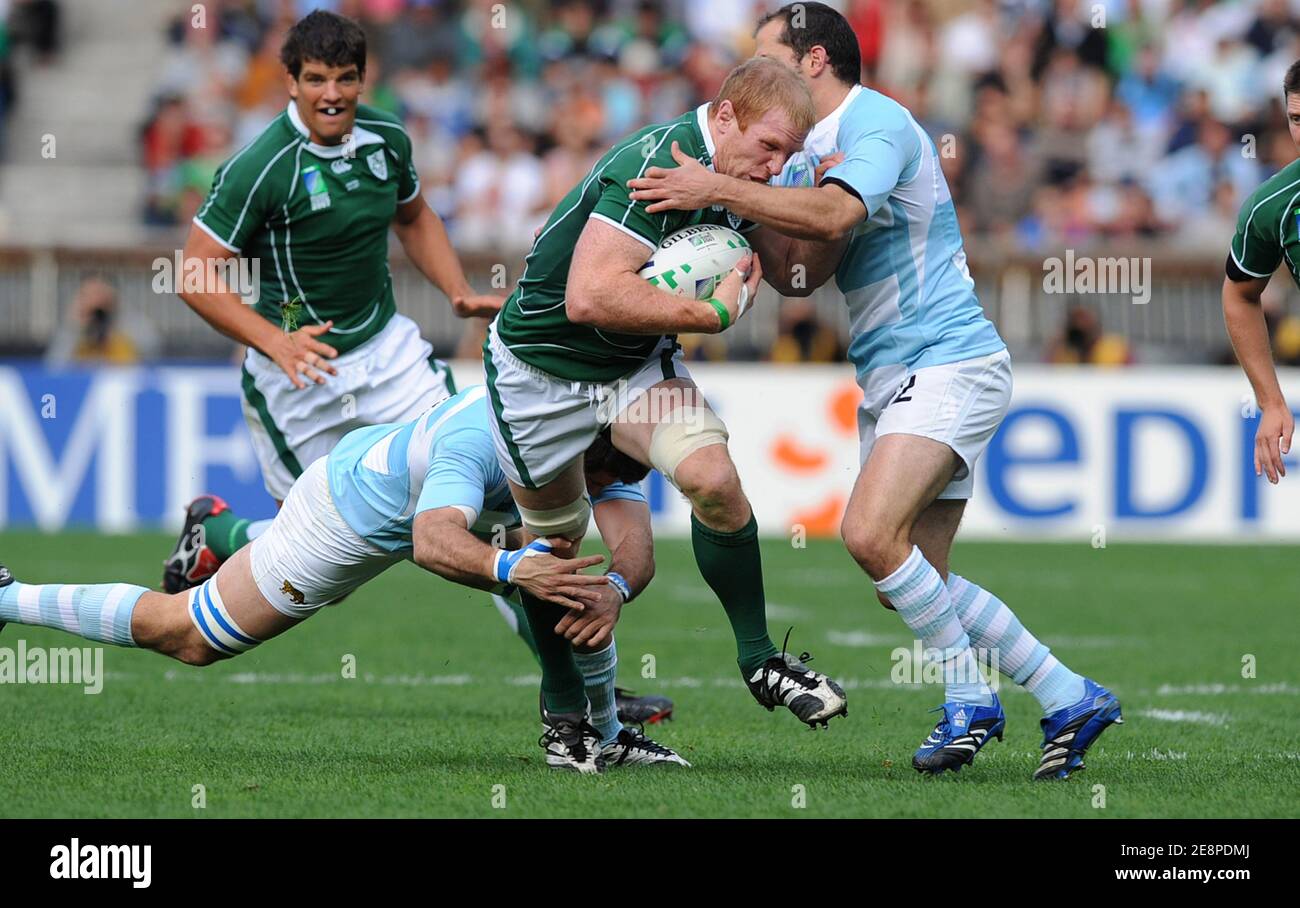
top-left (777, 85), bottom-right (1005, 395)
top-left (326, 386), bottom-right (646, 555)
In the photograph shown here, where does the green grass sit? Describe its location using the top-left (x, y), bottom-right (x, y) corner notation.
top-left (0, 533), bottom-right (1297, 818)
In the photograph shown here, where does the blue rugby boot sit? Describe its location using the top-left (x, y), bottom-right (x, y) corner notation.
top-left (912, 694), bottom-right (1006, 774)
top-left (1033, 678), bottom-right (1123, 781)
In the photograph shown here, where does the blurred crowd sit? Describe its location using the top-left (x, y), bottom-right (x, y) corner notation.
top-left (131, 0), bottom-right (1300, 365)
top-left (0, 0), bottom-right (61, 154)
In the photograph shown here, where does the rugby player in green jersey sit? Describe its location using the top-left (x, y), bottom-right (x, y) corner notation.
top-left (485, 57), bottom-right (848, 728)
top-left (1225, 59), bottom-right (1300, 485)
top-left (162, 11), bottom-right (674, 728)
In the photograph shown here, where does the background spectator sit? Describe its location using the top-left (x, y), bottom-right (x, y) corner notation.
top-left (44, 277), bottom-right (161, 367)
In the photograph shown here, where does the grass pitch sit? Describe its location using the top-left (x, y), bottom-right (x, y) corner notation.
top-left (0, 533), bottom-right (1296, 818)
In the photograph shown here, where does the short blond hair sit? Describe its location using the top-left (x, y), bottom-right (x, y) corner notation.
top-left (711, 57), bottom-right (815, 136)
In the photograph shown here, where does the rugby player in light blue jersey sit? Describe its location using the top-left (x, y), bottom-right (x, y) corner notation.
top-left (0, 387), bottom-right (687, 773)
top-left (627, 3), bottom-right (1121, 780)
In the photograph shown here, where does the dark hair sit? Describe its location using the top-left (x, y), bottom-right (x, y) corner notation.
top-left (280, 10), bottom-right (367, 79)
top-left (755, 2), bottom-right (862, 86)
top-left (584, 429), bottom-right (650, 485)
top-left (1286, 58), bottom-right (1300, 98)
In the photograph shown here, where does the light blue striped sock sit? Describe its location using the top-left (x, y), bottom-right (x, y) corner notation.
top-left (875, 547), bottom-right (992, 706)
top-left (0, 579), bottom-right (144, 646)
top-left (948, 573), bottom-right (1086, 715)
top-left (573, 641), bottom-right (622, 745)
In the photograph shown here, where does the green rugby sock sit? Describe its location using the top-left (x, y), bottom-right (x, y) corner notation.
top-left (202, 510), bottom-right (250, 561)
top-left (492, 590), bottom-right (542, 664)
top-left (691, 512), bottom-right (778, 676)
top-left (518, 591), bottom-right (587, 714)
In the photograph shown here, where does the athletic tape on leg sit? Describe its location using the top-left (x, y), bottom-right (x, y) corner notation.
top-left (518, 495), bottom-right (592, 539)
top-left (188, 579), bottom-right (262, 656)
top-left (649, 406), bottom-right (729, 485)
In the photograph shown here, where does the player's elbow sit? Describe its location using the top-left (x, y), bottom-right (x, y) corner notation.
top-left (565, 287), bottom-right (600, 325)
top-left (815, 210), bottom-right (857, 243)
top-left (411, 537), bottom-right (440, 575)
top-left (811, 192), bottom-right (865, 242)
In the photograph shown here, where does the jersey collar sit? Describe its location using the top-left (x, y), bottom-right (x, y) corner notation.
top-left (286, 102), bottom-right (385, 159)
top-left (807, 84), bottom-right (863, 149)
top-left (694, 102), bottom-right (717, 170)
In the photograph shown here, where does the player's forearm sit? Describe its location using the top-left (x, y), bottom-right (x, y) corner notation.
top-left (181, 289), bottom-right (282, 356)
top-left (605, 528), bottom-right (654, 599)
top-left (593, 501), bottom-right (655, 597)
top-left (1224, 282), bottom-right (1286, 409)
top-left (394, 206), bottom-right (475, 304)
top-left (413, 525), bottom-right (498, 591)
top-left (711, 177), bottom-right (854, 242)
top-left (568, 272), bottom-right (722, 335)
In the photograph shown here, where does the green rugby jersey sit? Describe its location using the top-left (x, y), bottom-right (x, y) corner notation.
top-left (494, 104), bottom-right (754, 382)
top-left (193, 102), bottom-right (420, 354)
top-left (1230, 157), bottom-right (1300, 286)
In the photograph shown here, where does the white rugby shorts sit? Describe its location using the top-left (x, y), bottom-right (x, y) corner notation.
top-left (857, 349), bottom-right (1012, 499)
top-left (483, 322), bottom-right (694, 489)
top-left (241, 313), bottom-right (455, 501)
top-left (248, 456), bottom-right (401, 617)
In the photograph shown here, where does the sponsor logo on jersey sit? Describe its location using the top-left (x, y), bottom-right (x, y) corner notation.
top-left (366, 149), bottom-right (388, 181)
top-left (345, 179), bottom-right (361, 192)
top-left (330, 158), bottom-right (353, 174)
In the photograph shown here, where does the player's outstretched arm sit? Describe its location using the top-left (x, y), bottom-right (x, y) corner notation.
top-left (1224, 274), bottom-right (1294, 483)
top-left (567, 219), bottom-right (761, 335)
top-left (393, 194), bottom-right (503, 318)
top-left (411, 508), bottom-right (607, 610)
top-left (178, 224), bottom-right (340, 389)
top-left (554, 497), bottom-right (654, 648)
top-left (626, 141), bottom-right (864, 242)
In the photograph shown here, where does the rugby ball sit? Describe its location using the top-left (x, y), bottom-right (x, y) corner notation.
top-left (638, 224), bottom-right (750, 299)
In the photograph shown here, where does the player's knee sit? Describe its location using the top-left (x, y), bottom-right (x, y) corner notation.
top-left (840, 518), bottom-right (897, 579)
top-left (174, 634), bottom-right (225, 667)
top-left (157, 622), bottom-right (227, 667)
top-left (674, 451), bottom-right (741, 514)
top-left (181, 578), bottom-right (264, 663)
top-left (650, 409), bottom-right (731, 502)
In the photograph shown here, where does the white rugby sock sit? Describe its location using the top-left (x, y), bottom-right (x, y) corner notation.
top-left (0, 579), bottom-right (143, 646)
top-left (875, 547), bottom-right (992, 706)
top-left (947, 573), bottom-right (1086, 714)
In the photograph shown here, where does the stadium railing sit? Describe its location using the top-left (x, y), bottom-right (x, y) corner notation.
top-left (0, 242), bottom-right (1243, 363)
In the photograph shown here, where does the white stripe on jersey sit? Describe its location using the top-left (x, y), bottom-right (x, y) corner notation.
top-left (361, 428), bottom-right (402, 474)
top-left (401, 386), bottom-right (489, 519)
top-left (221, 139), bottom-right (299, 250)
